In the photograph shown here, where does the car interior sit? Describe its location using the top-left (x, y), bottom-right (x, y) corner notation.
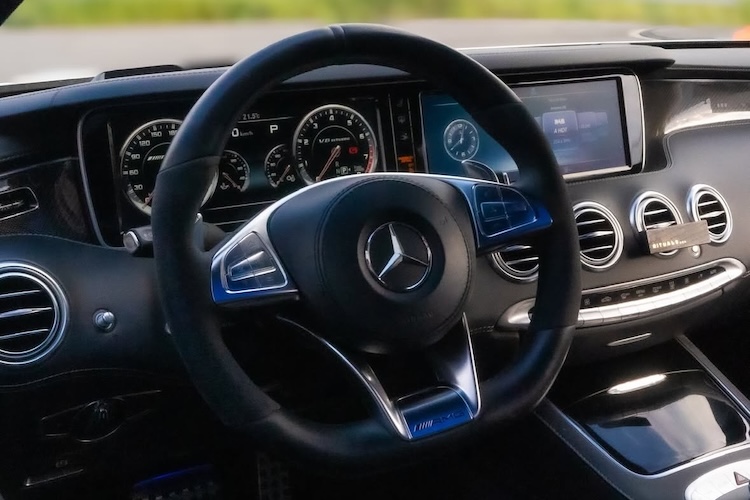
top-left (1, 5), bottom-right (750, 500)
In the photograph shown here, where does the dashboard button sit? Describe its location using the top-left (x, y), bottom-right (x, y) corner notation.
top-left (677, 274), bottom-right (695, 289)
top-left (618, 303), bottom-right (641, 321)
top-left (598, 304), bottom-right (622, 324)
top-left (596, 293), bottom-right (619, 307)
top-left (579, 308), bottom-right (603, 327)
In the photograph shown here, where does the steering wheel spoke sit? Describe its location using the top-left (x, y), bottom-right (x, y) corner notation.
top-left (210, 212), bottom-right (299, 307)
top-left (279, 315), bottom-right (480, 440)
top-left (439, 177), bottom-right (553, 254)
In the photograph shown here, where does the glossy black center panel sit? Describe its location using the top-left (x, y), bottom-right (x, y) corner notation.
top-left (552, 343), bottom-right (750, 475)
top-left (567, 370), bottom-right (749, 475)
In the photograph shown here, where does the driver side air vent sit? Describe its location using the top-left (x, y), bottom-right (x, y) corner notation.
top-left (574, 202), bottom-right (623, 271)
top-left (0, 264), bottom-right (67, 365)
top-left (631, 192), bottom-right (683, 257)
top-left (489, 244), bottom-right (538, 282)
top-left (688, 185), bottom-right (732, 244)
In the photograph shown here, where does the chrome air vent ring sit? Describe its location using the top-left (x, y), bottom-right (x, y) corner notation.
top-left (489, 244), bottom-right (539, 283)
top-left (687, 184), bottom-right (732, 244)
top-left (630, 191), bottom-right (683, 257)
top-left (0, 263), bottom-right (67, 365)
top-left (574, 201), bottom-right (623, 271)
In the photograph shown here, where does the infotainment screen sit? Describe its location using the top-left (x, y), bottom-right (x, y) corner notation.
top-left (421, 78), bottom-right (632, 180)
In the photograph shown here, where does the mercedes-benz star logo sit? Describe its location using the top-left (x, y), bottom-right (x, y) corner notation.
top-left (365, 222), bottom-right (432, 292)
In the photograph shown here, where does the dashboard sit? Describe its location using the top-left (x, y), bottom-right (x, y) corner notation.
top-left (0, 42), bottom-right (746, 371)
top-left (63, 56), bottom-right (750, 365)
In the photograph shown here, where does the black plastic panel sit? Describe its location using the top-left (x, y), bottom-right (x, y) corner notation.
top-left (0, 160), bottom-right (94, 243)
top-left (567, 370), bottom-right (749, 475)
top-left (552, 341), bottom-right (750, 475)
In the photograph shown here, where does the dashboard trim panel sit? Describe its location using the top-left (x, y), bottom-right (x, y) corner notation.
top-left (499, 258), bottom-right (746, 329)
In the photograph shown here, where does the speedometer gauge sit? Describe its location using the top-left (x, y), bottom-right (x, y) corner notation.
top-left (293, 104), bottom-right (378, 185)
top-left (120, 119), bottom-right (217, 216)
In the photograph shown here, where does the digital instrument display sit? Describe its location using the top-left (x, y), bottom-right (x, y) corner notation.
top-left (114, 99), bottom-right (381, 219)
top-left (421, 78), bottom-right (631, 180)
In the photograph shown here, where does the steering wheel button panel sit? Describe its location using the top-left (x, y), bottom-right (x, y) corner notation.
top-left (224, 233), bottom-right (285, 290)
top-left (212, 224), bottom-right (298, 306)
top-left (473, 185), bottom-right (539, 237)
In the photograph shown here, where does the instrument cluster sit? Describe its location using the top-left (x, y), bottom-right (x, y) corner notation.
top-left (113, 97), bottom-right (384, 228)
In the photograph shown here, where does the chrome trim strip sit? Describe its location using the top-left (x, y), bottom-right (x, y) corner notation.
top-left (76, 111), bottom-right (110, 246)
top-left (0, 187), bottom-right (39, 222)
top-left (203, 200), bottom-right (275, 212)
top-left (0, 307), bottom-right (52, 320)
top-left (677, 335), bottom-right (750, 420)
top-left (0, 289), bottom-right (40, 300)
top-left (0, 328), bottom-right (49, 341)
top-left (687, 184), bottom-right (732, 245)
top-left (607, 332), bottom-right (652, 347)
top-left (499, 258), bottom-right (745, 329)
top-left (665, 111), bottom-right (750, 136)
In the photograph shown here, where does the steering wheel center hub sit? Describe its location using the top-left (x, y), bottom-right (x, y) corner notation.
top-left (364, 221), bottom-right (433, 292)
top-left (268, 176), bottom-right (475, 353)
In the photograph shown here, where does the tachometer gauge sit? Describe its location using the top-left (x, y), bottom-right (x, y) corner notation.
top-left (293, 104), bottom-right (377, 185)
top-left (264, 144), bottom-right (298, 189)
top-left (443, 119), bottom-right (479, 161)
top-left (120, 119), bottom-right (217, 215)
top-left (217, 150), bottom-right (251, 193)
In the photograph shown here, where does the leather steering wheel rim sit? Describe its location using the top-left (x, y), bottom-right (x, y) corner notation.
top-left (152, 24), bottom-right (581, 470)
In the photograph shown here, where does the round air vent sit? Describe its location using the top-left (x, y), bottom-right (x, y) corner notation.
top-left (0, 263), bottom-right (67, 365)
top-left (630, 192), bottom-right (683, 257)
top-left (574, 202), bottom-right (623, 271)
top-left (688, 184), bottom-right (732, 244)
top-left (489, 244), bottom-right (538, 282)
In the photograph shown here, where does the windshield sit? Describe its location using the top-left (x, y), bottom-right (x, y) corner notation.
top-left (1, 0), bottom-right (748, 83)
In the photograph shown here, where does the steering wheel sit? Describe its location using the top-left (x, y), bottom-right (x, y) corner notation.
top-left (152, 24), bottom-right (580, 469)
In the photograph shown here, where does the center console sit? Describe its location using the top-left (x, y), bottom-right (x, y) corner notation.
top-left (539, 337), bottom-right (750, 500)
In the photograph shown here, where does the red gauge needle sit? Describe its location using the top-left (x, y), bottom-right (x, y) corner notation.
top-left (144, 192), bottom-right (154, 206)
top-left (316, 145), bottom-right (341, 182)
top-left (222, 172), bottom-right (241, 190)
